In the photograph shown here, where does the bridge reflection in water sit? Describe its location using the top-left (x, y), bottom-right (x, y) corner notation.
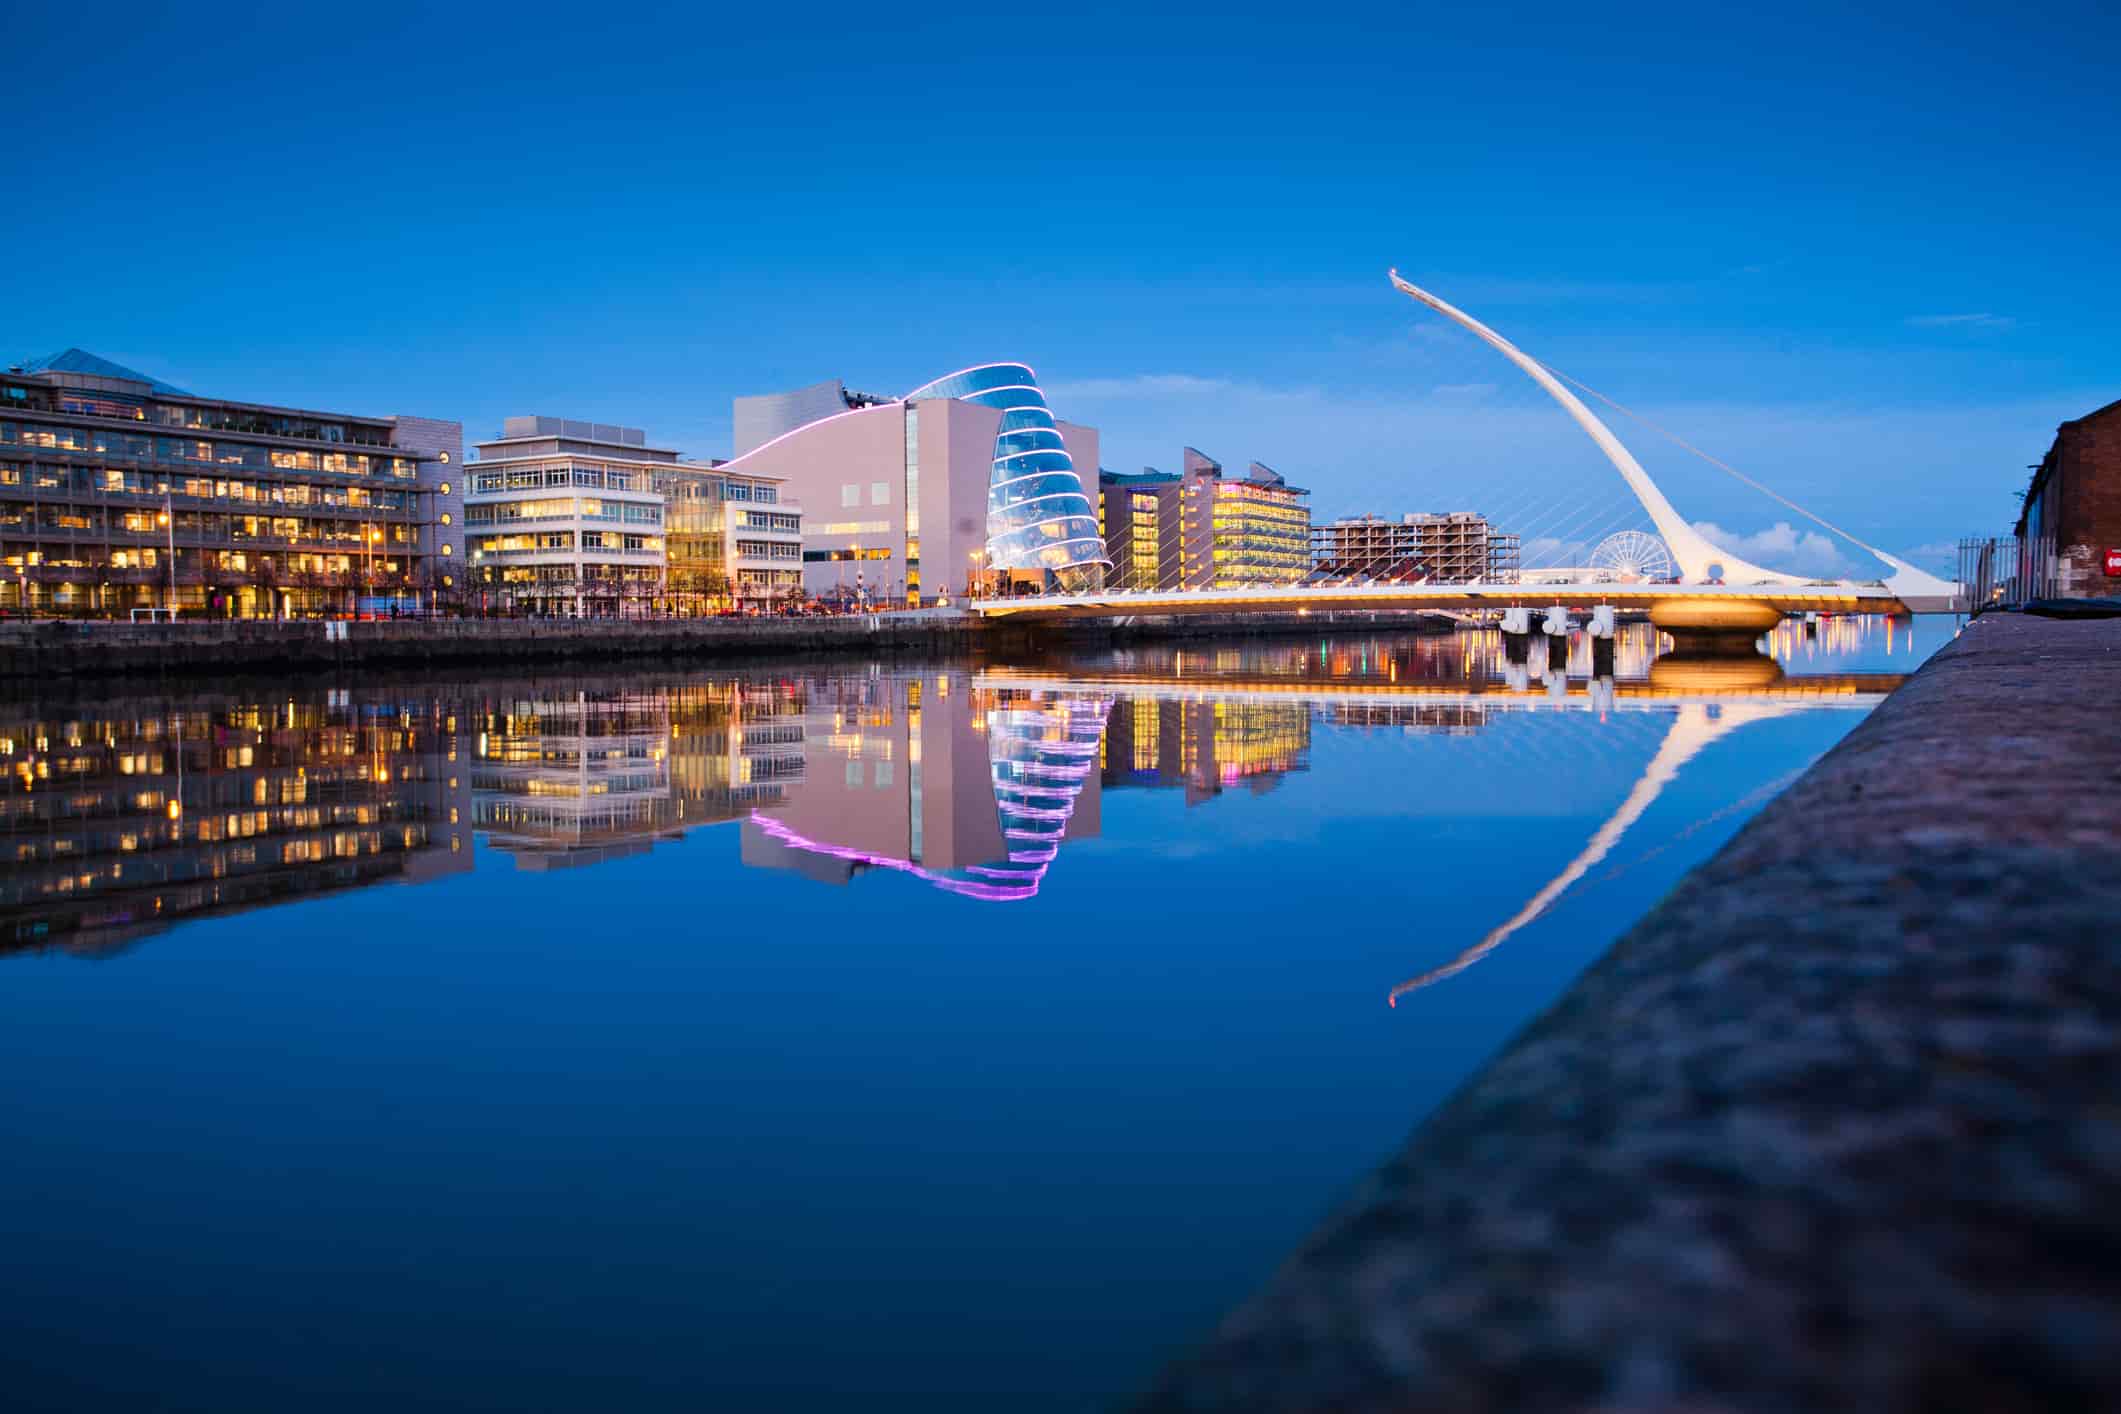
top-left (2, 622), bottom-right (1910, 970)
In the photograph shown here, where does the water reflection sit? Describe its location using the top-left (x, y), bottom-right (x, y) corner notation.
top-left (739, 678), bottom-right (1113, 901)
top-left (0, 617), bottom-right (1950, 1413)
top-left (0, 689), bottom-right (472, 956)
top-left (1385, 700), bottom-right (1799, 1005)
top-left (2, 622), bottom-right (1913, 961)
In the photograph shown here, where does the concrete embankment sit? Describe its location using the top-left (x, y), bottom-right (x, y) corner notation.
top-left (1136, 612), bottom-right (2121, 1413)
top-left (0, 610), bottom-right (1453, 680)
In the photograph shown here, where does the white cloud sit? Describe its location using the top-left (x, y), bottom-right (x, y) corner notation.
top-left (1906, 313), bottom-right (2016, 330)
top-left (1691, 520), bottom-right (1860, 578)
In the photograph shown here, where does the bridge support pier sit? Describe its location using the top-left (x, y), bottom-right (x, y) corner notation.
top-left (1500, 607), bottom-right (1531, 636)
top-left (1650, 597), bottom-right (1784, 655)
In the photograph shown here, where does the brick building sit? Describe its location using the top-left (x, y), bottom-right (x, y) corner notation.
top-left (2018, 397), bottom-right (2121, 598)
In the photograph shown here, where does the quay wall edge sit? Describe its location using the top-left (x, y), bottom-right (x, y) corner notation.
top-left (1137, 611), bottom-right (2121, 1413)
top-left (0, 611), bottom-right (1457, 681)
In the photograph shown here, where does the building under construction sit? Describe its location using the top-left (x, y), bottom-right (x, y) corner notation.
top-left (1311, 512), bottom-right (1518, 583)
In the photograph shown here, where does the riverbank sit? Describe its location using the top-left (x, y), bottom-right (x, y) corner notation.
top-left (1136, 611), bottom-right (2121, 1412)
top-left (0, 609), bottom-right (1456, 680)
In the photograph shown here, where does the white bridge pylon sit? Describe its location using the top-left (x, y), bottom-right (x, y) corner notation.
top-left (1385, 270), bottom-right (1958, 604)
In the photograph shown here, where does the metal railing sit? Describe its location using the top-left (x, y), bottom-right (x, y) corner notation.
top-left (1958, 534), bottom-right (2055, 610)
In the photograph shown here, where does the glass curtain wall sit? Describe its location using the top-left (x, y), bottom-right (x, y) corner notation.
top-left (902, 364), bottom-right (1108, 593)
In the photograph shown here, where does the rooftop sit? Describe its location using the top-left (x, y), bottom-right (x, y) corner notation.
top-left (14, 348), bottom-right (192, 397)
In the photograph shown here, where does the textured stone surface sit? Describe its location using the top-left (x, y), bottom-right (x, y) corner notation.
top-left (1136, 614), bottom-right (2121, 1413)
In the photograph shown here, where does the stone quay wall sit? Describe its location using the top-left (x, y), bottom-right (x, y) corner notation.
top-left (0, 609), bottom-right (1456, 681)
top-left (1137, 611), bottom-right (2121, 1413)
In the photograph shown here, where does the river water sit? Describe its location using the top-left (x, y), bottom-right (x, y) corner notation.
top-left (0, 616), bottom-right (1948, 1412)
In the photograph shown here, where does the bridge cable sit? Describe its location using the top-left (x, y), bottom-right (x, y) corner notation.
top-left (1536, 361), bottom-right (1904, 569)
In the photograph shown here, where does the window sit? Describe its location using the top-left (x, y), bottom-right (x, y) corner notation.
top-left (870, 482), bottom-right (889, 505)
top-left (841, 484), bottom-right (859, 508)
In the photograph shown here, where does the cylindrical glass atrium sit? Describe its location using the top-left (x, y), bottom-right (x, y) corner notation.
top-left (903, 364), bottom-right (1108, 593)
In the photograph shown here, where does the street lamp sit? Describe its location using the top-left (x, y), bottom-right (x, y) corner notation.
top-left (159, 493), bottom-right (177, 619)
top-left (968, 547), bottom-right (986, 600)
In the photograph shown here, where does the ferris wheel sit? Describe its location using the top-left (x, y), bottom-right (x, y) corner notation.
top-left (1591, 530), bottom-right (1675, 582)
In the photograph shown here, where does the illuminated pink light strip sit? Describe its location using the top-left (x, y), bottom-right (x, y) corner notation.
top-left (719, 402), bottom-right (903, 471)
top-left (746, 811), bottom-right (1041, 902)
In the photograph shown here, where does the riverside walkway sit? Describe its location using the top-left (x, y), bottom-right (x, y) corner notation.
top-left (1136, 611), bottom-right (2121, 1413)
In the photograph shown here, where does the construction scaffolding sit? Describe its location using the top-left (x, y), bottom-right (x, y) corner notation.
top-left (1312, 512), bottom-right (1514, 584)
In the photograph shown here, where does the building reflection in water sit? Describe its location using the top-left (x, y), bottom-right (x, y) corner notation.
top-left (2, 620), bottom-right (1918, 958)
top-left (739, 672), bottom-right (1113, 901)
top-left (1, 687), bottom-right (473, 958)
top-left (471, 681), bottom-right (808, 870)
top-left (1101, 697), bottom-right (1312, 804)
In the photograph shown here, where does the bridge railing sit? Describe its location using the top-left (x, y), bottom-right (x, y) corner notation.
top-left (1958, 534), bottom-right (2054, 611)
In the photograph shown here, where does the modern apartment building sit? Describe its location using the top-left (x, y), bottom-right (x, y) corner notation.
top-left (1, 349), bottom-right (461, 618)
top-left (727, 366), bottom-right (1105, 605)
top-left (1311, 511), bottom-right (1519, 583)
top-left (1096, 449), bottom-right (1311, 590)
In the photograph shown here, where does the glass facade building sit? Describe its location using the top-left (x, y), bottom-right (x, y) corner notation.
top-left (1097, 452), bottom-right (1313, 590)
top-left (902, 364), bottom-right (1108, 593)
top-left (0, 350), bottom-right (461, 618)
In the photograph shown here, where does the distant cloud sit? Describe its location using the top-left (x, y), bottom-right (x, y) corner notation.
top-left (1691, 520), bottom-right (1859, 578)
top-left (1897, 540), bottom-right (1960, 573)
top-left (1906, 312), bottom-right (2016, 331)
top-left (1037, 364), bottom-right (2095, 556)
top-left (1045, 373), bottom-right (1236, 400)
top-left (1521, 536), bottom-right (1596, 568)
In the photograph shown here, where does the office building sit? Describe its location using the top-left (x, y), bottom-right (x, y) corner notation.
top-left (1312, 511), bottom-right (1518, 583)
top-left (654, 464), bottom-right (803, 612)
top-left (1181, 450), bottom-right (1310, 587)
top-left (1097, 467), bottom-right (1180, 589)
top-left (465, 419), bottom-right (801, 617)
top-left (1, 349), bottom-right (461, 618)
top-left (726, 364), bottom-right (1106, 605)
top-left (1096, 449), bottom-right (1311, 590)
top-left (464, 418), bottom-right (673, 617)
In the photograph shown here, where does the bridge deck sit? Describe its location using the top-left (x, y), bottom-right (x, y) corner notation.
top-left (971, 580), bottom-right (1947, 620)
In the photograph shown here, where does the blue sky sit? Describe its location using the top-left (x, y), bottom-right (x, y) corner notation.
top-left (8, 1), bottom-right (2116, 570)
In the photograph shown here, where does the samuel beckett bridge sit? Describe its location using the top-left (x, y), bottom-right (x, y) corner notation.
top-left (973, 272), bottom-right (1961, 636)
